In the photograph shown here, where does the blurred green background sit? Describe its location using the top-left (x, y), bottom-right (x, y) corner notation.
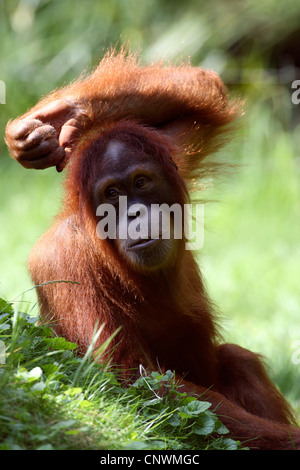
top-left (0, 0), bottom-right (300, 410)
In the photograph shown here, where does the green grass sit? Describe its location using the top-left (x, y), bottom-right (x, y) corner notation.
top-left (0, 299), bottom-right (241, 450)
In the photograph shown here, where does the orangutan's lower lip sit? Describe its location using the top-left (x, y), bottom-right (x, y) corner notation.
top-left (128, 238), bottom-right (159, 249)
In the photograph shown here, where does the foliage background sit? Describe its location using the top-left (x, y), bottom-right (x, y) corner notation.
top-left (0, 0), bottom-right (300, 412)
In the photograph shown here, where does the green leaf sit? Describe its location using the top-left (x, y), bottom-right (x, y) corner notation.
top-left (215, 421), bottom-right (229, 435)
top-left (179, 400), bottom-right (211, 417)
top-left (224, 439), bottom-right (239, 450)
top-left (42, 363), bottom-right (60, 376)
top-left (79, 400), bottom-right (93, 409)
top-left (28, 367), bottom-right (43, 379)
top-left (213, 438), bottom-right (240, 450)
top-left (192, 413), bottom-right (216, 436)
top-left (31, 381), bottom-right (46, 392)
top-left (0, 299), bottom-right (14, 315)
top-left (64, 387), bottom-right (82, 396)
top-left (16, 366), bottom-right (43, 383)
top-left (44, 337), bottom-right (77, 350)
top-left (168, 412), bottom-right (181, 427)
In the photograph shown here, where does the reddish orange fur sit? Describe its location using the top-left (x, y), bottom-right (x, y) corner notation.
top-left (5, 51), bottom-right (300, 449)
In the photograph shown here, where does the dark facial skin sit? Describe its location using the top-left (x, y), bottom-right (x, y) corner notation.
top-left (93, 140), bottom-right (182, 272)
